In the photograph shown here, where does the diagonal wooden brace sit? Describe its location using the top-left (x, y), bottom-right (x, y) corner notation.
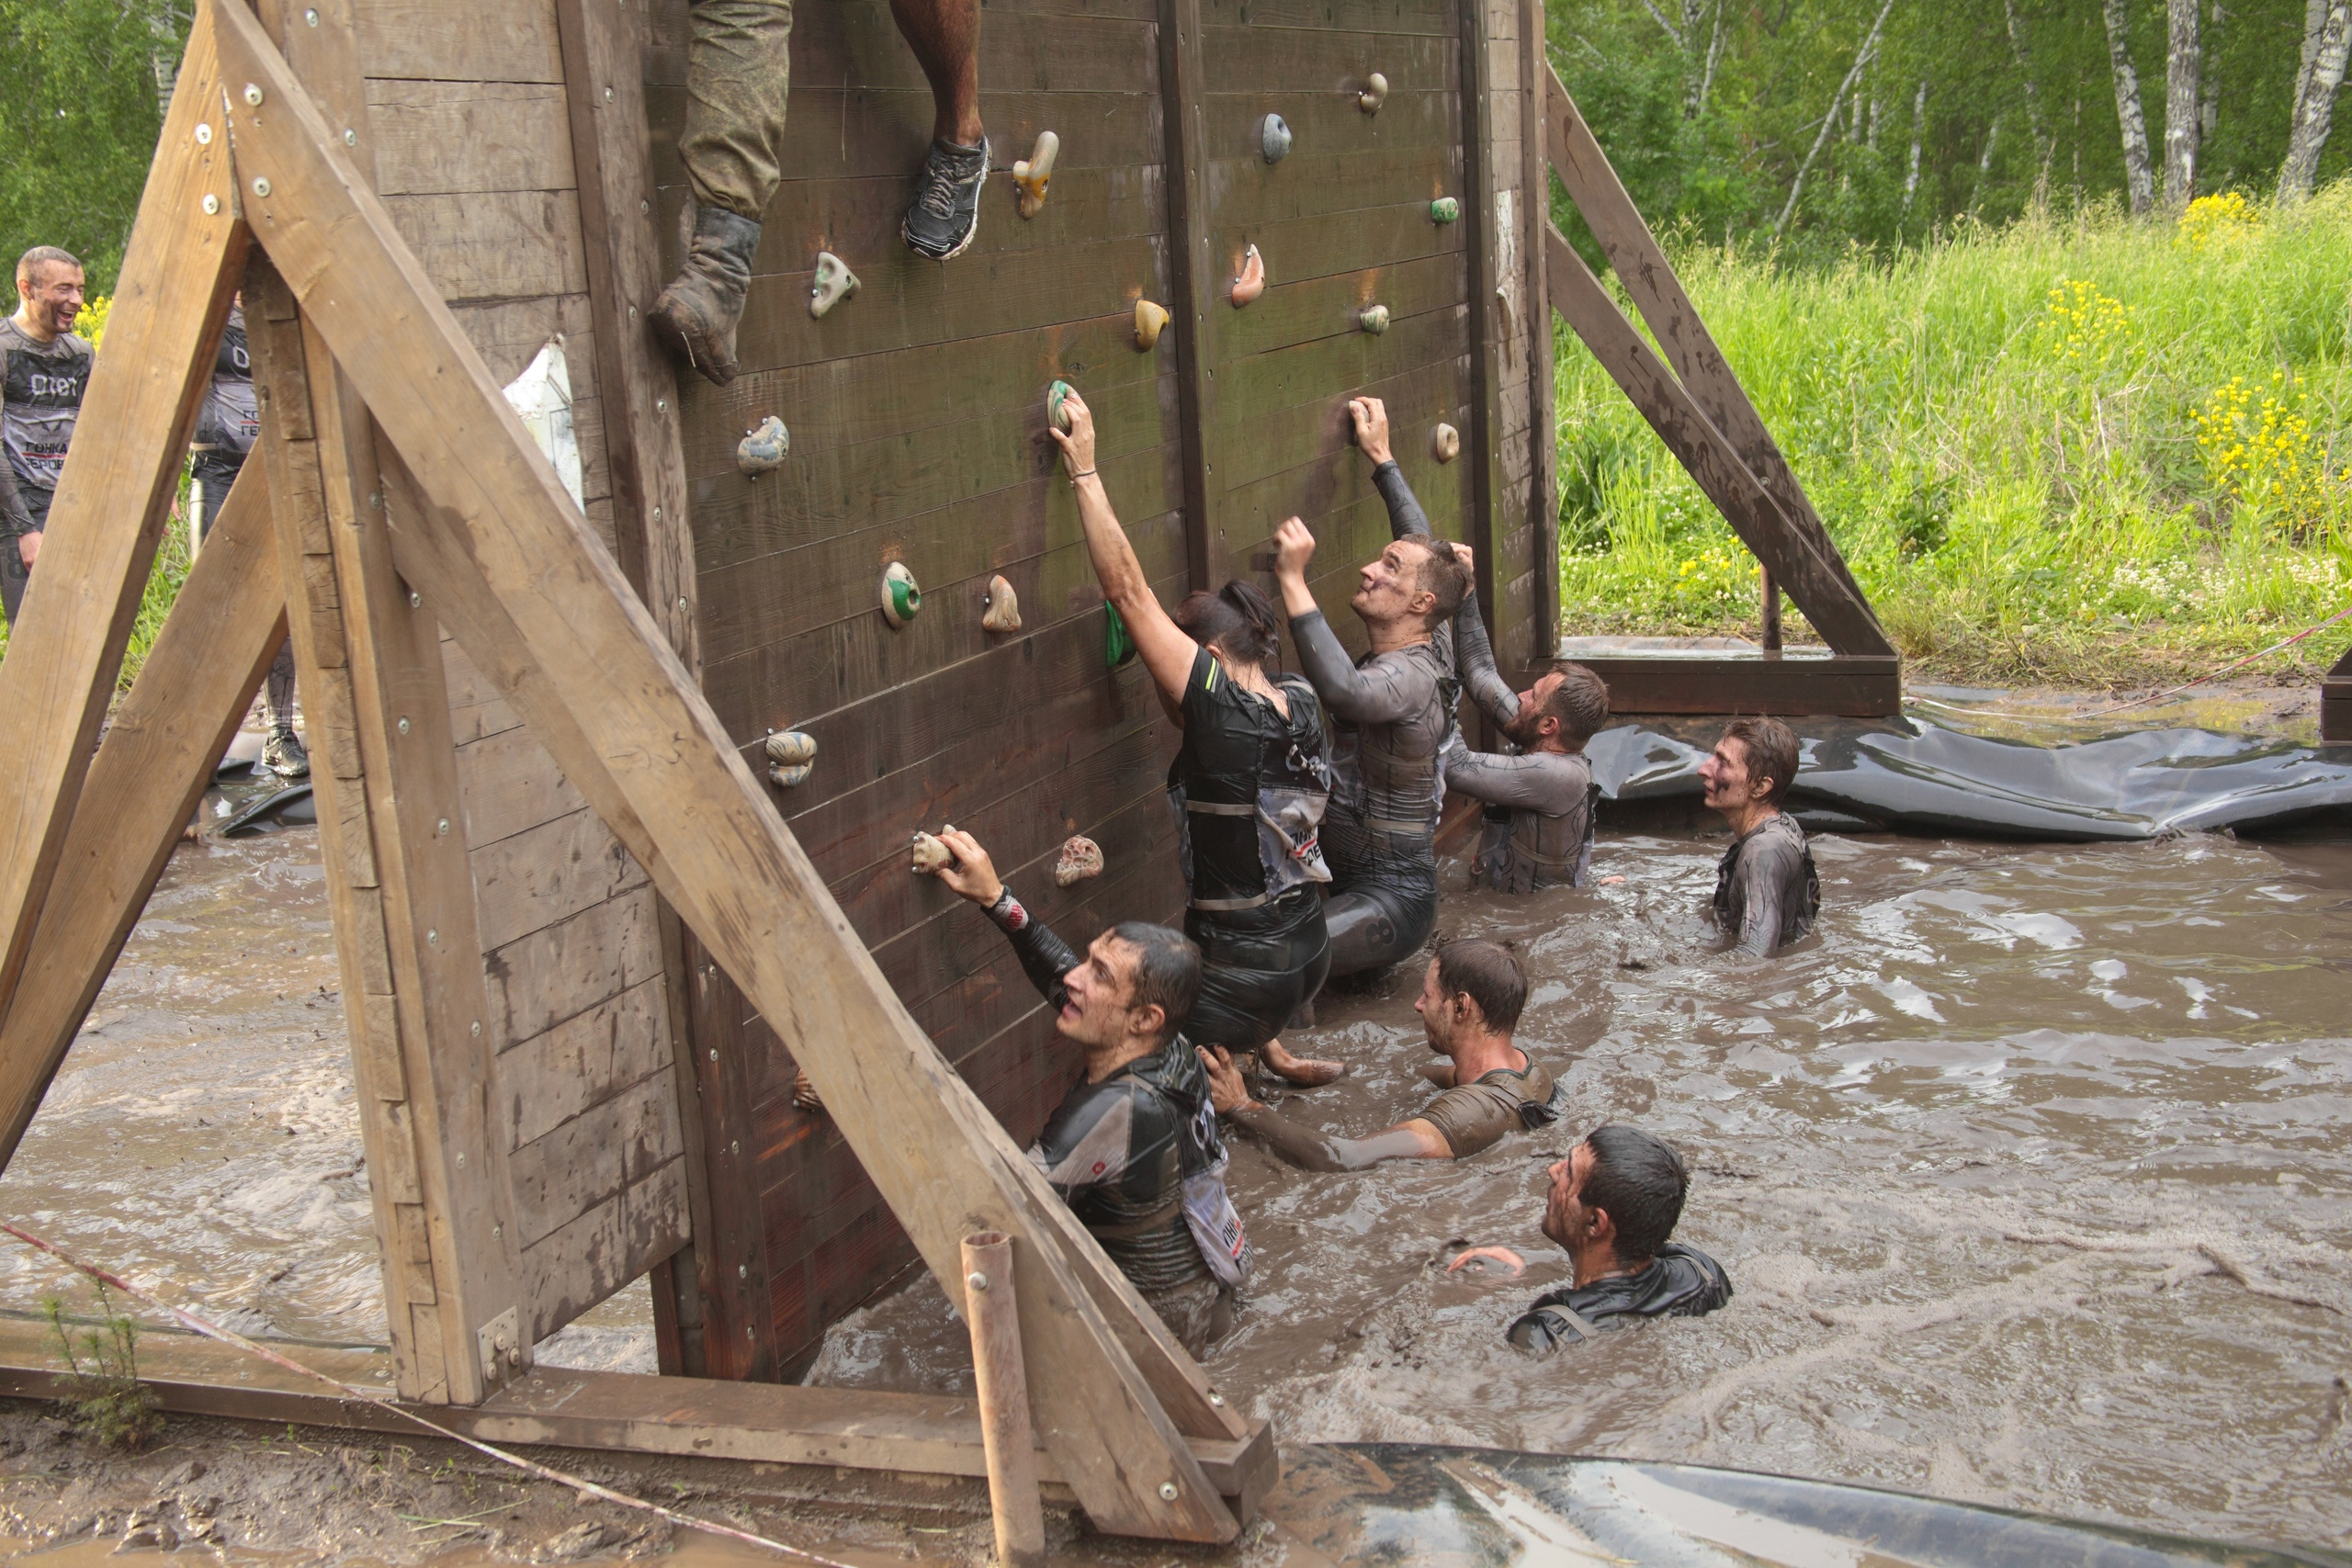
top-left (0, 462), bottom-right (286, 1174)
top-left (0, 3), bottom-right (248, 1030)
top-left (205, 0), bottom-right (1241, 1538)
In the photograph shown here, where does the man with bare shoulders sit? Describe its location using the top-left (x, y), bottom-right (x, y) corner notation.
top-left (0, 246), bottom-right (91, 627)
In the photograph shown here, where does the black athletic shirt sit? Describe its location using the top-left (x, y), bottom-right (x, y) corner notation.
top-left (1713, 813), bottom-right (1820, 956)
top-left (0, 318), bottom-right (93, 539)
top-left (1172, 646), bottom-right (1329, 941)
top-left (193, 304), bottom-right (257, 457)
top-left (989, 888), bottom-right (1225, 1294)
top-left (1507, 1242), bottom-right (1734, 1355)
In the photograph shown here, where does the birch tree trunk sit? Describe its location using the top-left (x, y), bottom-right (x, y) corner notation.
top-left (2103, 0), bottom-right (2156, 214)
top-left (2164, 0), bottom-right (2201, 206)
top-left (2005, 0), bottom-right (2053, 197)
top-left (2278, 0), bottom-right (2351, 201)
top-left (1905, 79), bottom-right (1927, 211)
top-left (1774, 0), bottom-right (1898, 237)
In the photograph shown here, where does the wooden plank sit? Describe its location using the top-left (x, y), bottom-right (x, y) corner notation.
top-left (0, 2), bottom-right (243, 1029)
top-left (380, 190), bottom-right (590, 303)
top-left (2321, 674), bottom-right (2352, 743)
top-left (1540, 64), bottom-right (1890, 658)
top-left (1213, 252), bottom-right (1464, 361)
top-left (1214, 351), bottom-right (1469, 491)
top-left (366, 81), bottom-right (575, 197)
top-left (355, 0), bottom-right (565, 83)
top-left (456, 720), bottom-right (588, 847)
top-left (482, 887), bottom-right (664, 1044)
top-left (1206, 141), bottom-right (1464, 228)
top-left (1197, 25), bottom-right (1453, 91)
top-left (750, 166), bottom-right (1170, 278)
top-left (471, 803), bottom-right (652, 951)
top-left (520, 1154), bottom-right (691, 1335)
top-left (1457, 0), bottom-right (1499, 653)
top-left (1210, 300), bottom-right (1466, 416)
top-left (679, 931), bottom-right (786, 1381)
top-left (1544, 223), bottom-right (1892, 657)
top-left (644, 89), bottom-right (1164, 183)
top-left (1198, 87), bottom-right (1457, 161)
top-left (0, 466), bottom-right (283, 1174)
top-left (501, 975), bottom-right (671, 1145)
top-left (1538, 654), bottom-right (1903, 716)
top-left (510, 1073), bottom-right (683, 1247)
top-left (209, 9), bottom-right (1246, 1525)
top-left (1204, 0), bottom-right (1453, 34)
top-left (1212, 198), bottom-right (1463, 289)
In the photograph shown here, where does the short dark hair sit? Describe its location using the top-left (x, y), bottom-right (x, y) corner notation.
top-left (1174, 579), bottom-right (1281, 667)
top-left (1722, 716), bottom-right (1799, 805)
top-left (1433, 938), bottom-right (1526, 1032)
top-left (1402, 536), bottom-right (1470, 626)
top-left (16, 246), bottom-right (78, 289)
top-left (1108, 921), bottom-right (1202, 1044)
top-left (1538, 661), bottom-right (1610, 745)
top-left (1580, 1124), bottom-right (1689, 1267)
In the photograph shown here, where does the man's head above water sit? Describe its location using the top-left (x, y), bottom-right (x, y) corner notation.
top-left (1414, 938), bottom-right (1525, 1061)
top-left (930, 828), bottom-right (1199, 1064)
top-left (1700, 716), bottom-right (1798, 833)
top-left (1540, 1124), bottom-right (1690, 1286)
top-left (1500, 660), bottom-right (1610, 754)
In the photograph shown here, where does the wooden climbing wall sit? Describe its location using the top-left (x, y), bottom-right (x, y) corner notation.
top-left (641, 0), bottom-right (1551, 1376)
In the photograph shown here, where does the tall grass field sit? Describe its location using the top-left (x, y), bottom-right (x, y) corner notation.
top-left (1556, 187), bottom-right (2352, 687)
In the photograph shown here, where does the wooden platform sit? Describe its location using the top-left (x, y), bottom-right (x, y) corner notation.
top-left (1542, 652), bottom-right (1904, 718)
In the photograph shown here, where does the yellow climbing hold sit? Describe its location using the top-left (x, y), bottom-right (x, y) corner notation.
top-left (1134, 299), bottom-right (1170, 351)
top-left (1013, 130), bottom-right (1059, 219)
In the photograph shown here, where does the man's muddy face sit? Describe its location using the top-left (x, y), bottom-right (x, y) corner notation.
top-left (1057, 932), bottom-right (1150, 1049)
top-left (1700, 734), bottom-right (1758, 813)
top-left (1501, 671), bottom-right (1566, 748)
top-left (17, 264), bottom-right (84, 337)
top-left (1349, 538), bottom-right (1432, 626)
top-left (1411, 957), bottom-right (1455, 1053)
top-left (1540, 1141), bottom-right (1598, 1250)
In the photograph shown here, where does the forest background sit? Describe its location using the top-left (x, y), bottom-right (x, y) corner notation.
top-left (0, 0), bottom-right (2346, 685)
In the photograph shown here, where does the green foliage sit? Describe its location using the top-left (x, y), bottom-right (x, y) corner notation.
top-left (1555, 186), bottom-right (2352, 685)
top-left (42, 1283), bottom-right (163, 1451)
top-left (0, 0), bottom-right (189, 298)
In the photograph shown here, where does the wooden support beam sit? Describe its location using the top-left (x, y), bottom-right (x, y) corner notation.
top-left (1158, 0), bottom-right (1220, 591)
top-left (0, 4), bottom-right (245, 1029)
top-left (1543, 223), bottom-right (1886, 659)
top-left (0, 466), bottom-right (283, 1175)
top-left (208, 0), bottom-right (1242, 1537)
top-left (1517, 0), bottom-right (1558, 659)
top-left (963, 1231), bottom-right (1047, 1568)
top-left (2324, 648), bottom-right (2351, 743)
top-left (1540, 62), bottom-right (1892, 659)
top-left (1459, 0), bottom-right (1503, 600)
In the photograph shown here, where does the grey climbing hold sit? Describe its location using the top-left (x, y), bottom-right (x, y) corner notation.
top-left (1259, 113), bottom-right (1293, 164)
top-left (1048, 378), bottom-right (1078, 433)
top-left (736, 415), bottom-right (789, 476)
top-left (1431, 422), bottom-right (1460, 463)
top-left (1430, 196), bottom-right (1460, 224)
top-left (1013, 130), bottom-right (1059, 218)
top-left (1055, 834), bottom-right (1103, 887)
top-left (1230, 243), bottom-right (1265, 307)
top-left (982, 574), bottom-right (1022, 632)
top-left (879, 560), bottom-right (922, 627)
top-left (765, 729), bottom-right (818, 787)
top-left (1358, 304), bottom-right (1390, 334)
top-left (808, 251), bottom-right (859, 317)
top-left (1360, 72), bottom-right (1388, 113)
top-left (910, 830), bottom-right (954, 874)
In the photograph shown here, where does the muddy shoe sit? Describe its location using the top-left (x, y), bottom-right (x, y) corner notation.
top-left (902, 136), bottom-right (989, 261)
top-left (650, 205), bottom-right (763, 386)
top-left (263, 727), bottom-right (311, 779)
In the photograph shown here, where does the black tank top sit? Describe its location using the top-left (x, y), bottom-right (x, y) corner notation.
top-left (1170, 648), bottom-right (1329, 939)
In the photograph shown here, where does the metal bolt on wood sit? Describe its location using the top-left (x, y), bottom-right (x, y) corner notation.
top-left (243, 83), bottom-right (263, 104)
top-left (960, 1231), bottom-right (1046, 1568)
top-left (252, 176), bottom-right (272, 197)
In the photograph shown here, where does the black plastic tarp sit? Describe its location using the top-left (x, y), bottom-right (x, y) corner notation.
top-left (1585, 710), bottom-right (2352, 840)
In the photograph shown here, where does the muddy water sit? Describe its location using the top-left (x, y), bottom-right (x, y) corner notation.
top-left (4, 812), bottom-right (2348, 1551)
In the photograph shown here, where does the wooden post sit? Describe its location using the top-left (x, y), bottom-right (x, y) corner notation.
top-left (0, 2), bottom-right (243, 1028)
top-left (962, 1232), bottom-right (1047, 1568)
top-left (208, 1), bottom-right (1241, 1533)
top-left (1460, 0), bottom-right (1503, 604)
top-left (1157, 0), bottom-right (1219, 593)
top-left (0, 464), bottom-right (284, 1173)
top-left (1518, 0), bottom-right (1558, 660)
top-left (1760, 569), bottom-right (1782, 651)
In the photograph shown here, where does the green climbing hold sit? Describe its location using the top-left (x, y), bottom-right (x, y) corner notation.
top-left (1048, 379), bottom-right (1077, 433)
top-left (1105, 602), bottom-right (1136, 668)
top-left (879, 560), bottom-right (922, 627)
top-left (1430, 197), bottom-right (1460, 224)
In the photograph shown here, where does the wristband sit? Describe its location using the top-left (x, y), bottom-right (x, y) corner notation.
top-left (986, 884), bottom-right (1029, 931)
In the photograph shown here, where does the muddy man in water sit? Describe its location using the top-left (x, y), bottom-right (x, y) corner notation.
top-left (1201, 939), bottom-right (1561, 1168)
top-left (653, 0), bottom-right (990, 383)
top-left (1702, 716), bottom-right (1821, 956)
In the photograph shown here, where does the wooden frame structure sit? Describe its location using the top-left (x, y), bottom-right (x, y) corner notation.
top-left (2325, 647), bottom-right (2351, 742)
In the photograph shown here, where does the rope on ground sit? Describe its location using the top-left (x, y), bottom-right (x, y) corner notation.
top-left (0, 1221), bottom-right (854, 1566)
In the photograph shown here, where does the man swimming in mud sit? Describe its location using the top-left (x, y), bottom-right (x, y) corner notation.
top-left (1199, 939), bottom-right (1560, 1168)
top-left (1702, 716), bottom-right (1820, 956)
top-left (1483, 1124), bottom-right (1732, 1354)
top-left (924, 828), bottom-right (1249, 1354)
top-left (1269, 405), bottom-right (1472, 984)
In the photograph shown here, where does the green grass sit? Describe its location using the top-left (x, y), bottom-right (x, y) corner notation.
top-left (0, 489), bottom-right (192, 692)
top-left (1556, 186), bottom-right (2352, 687)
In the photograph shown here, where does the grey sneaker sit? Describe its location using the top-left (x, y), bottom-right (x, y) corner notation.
top-left (650, 205), bottom-right (763, 387)
top-left (263, 727), bottom-right (311, 779)
top-left (902, 137), bottom-right (989, 261)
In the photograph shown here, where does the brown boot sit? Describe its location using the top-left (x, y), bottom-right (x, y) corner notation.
top-left (650, 204), bottom-right (762, 387)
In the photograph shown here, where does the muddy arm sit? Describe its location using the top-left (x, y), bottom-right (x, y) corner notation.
top-left (1225, 1103), bottom-right (1450, 1170)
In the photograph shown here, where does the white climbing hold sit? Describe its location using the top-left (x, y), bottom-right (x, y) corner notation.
top-left (1054, 835), bottom-right (1103, 887)
top-left (1013, 130), bottom-right (1059, 218)
top-left (1230, 244), bottom-right (1265, 308)
top-left (1134, 299), bottom-right (1170, 351)
top-left (1358, 304), bottom-right (1390, 334)
top-left (1360, 72), bottom-right (1388, 113)
top-left (983, 574), bottom-right (1022, 632)
top-left (1431, 423), bottom-right (1460, 463)
top-left (737, 414), bottom-right (789, 476)
top-left (910, 830), bottom-right (954, 874)
top-left (808, 251), bottom-right (859, 317)
top-left (764, 729), bottom-right (818, 787)
top-left (879, 560), bottom-right (922, 627)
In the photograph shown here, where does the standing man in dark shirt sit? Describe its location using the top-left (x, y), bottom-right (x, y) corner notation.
top-left (1442, 637), bottom-right (1608, 892)
top-left (191, 298), bottom-right (307, 778)
top-left (1502, 1124), bottom-right (1732, 1355)
top-left (925, 827), bottom-right (1250, 1356)
top-left (1270, 408), bottom-right (1471, 982)
top-left (1701, 716), bottom-right (1819, 956)
top-left (0, 246), bottom-right (93, 628)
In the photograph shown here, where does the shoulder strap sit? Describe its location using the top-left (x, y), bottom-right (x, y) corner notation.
top-left (1531, 1301), bottom-right (1604, 1343)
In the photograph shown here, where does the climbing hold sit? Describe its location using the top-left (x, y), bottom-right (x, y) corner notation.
top-left (1229, 244), bottom-right (1265, 308)
top-left (1431, 423), bottom-right (1460, 463)
top-left (1105, 602), bottom-right (1137, 667)
top-left (1359, 304), bottom-right (1390, 334)
top-left (1360, 72), bottom-right (1388, 114)
top-left (879, 560), bottom-right (922, 627)
top-left (1047, 378), bottom-right (1078, 433)
top-left (1259, 113), bottom-right (1293, 164)
top-left (1134, 299), bottom-right (1170, 351)
top-left (1054, 835), bottom-right (1104, 887)
top-left (764, 728), bottom-right (818, 787)
top-left (1012, 130), bottom-right (1059, 219)
top-left (910, 830), bottom-right (953, 874)
top-left (1430, 196), bottom-right (1460, 224)
top-left (808, 251), bottom-right (859, 317)
top-left (736, 415), bottom-right (789, 477)
top-left (982, 574), bottom-right (1022, 632)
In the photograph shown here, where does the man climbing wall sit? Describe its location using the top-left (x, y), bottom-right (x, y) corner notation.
top-left (654, 0), bottom-right (989, 386)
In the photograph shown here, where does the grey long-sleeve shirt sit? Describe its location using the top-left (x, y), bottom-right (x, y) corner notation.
top-left (1442, 605), bottom-right (1596, 891)
top-left (1713, 812), bottom-right (1821, 955)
